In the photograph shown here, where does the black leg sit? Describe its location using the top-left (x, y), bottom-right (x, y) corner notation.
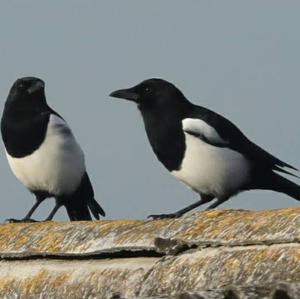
top-left (205, 197), bottom-right (229, 210)
top-left (6, 196), bottom-right (46, 223)
top-left (23, 200), bottom-right (43, 219)
top-left (43, 200), bottom-right (63, 221)
top-left (148, 194), bottom-right (215, 219)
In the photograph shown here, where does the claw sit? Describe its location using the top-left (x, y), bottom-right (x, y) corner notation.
top-left (6, 218), bottom-right (39, 223)
top-left (147, 213), bottom-right (181, 220)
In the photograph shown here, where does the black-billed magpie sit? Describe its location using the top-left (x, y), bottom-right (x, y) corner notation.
top-left (1, 77), bottom-right (105, 222)
top-left (110, 78), bottom-right (300, 219)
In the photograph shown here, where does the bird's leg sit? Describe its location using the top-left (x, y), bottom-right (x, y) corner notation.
top-left (6, 196), bottom-right (45, 223)
top-left (148, 194), bottom-right (215, 219)
top-left (43, 199), bottom-right (63, 221)
top-left (205, 197), bottom-right (229, 210)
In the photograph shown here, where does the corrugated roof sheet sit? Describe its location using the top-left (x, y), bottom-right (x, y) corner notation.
top-left (0, 208), bottom-right (299, 298)
top-left (0, 208), bottom-right (299, 257)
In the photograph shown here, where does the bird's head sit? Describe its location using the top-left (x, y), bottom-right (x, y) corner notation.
top-left (7, 77), bottom-right (46, 108)
top-left (109, 78), bottom-right (190, 114)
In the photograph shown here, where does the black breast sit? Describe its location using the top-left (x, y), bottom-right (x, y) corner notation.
top-left (1, 108), bottom-right (50, 158)
top-left (142, 113), bottom-right (186, 172)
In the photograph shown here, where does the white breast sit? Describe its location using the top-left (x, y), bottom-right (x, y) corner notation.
top-left (172, 133), bottom-right (250, 197)
top-left (6, 114), bottom-right (85, 196)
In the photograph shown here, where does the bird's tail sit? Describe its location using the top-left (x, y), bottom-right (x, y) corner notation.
top-left (87, 197), bottom-right (106, 219)
top-left (64, 197), bottom-right (105, 221)
top-left (64, 172), bottom-right (106, 221)
top-left (64, 199), bottom-right (92, 221)
top-left (256, 172), bottom-right (300, 201)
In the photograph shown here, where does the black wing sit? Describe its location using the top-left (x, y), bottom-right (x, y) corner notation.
top-left (184, 105), bottom-right (298, 176)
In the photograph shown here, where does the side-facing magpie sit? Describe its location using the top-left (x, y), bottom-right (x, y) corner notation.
top-left (110, 78), bottom-right (300, 219)
top-left (1, 77), bottom-right (105, 222)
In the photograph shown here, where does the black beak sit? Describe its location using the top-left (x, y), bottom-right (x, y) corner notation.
top-left (109, 88), bottom-right (139, 103)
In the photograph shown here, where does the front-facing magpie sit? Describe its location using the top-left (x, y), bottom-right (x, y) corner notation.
top-left (1, 77), bottom-right (105, 222)
top-left (110, 78), bottom-right (300, 219)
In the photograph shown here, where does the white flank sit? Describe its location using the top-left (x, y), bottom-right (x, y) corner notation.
top-left (182, 118), bottom-right (227, 145)
top-left (172, 132), bottom-right (250, 197)
top-left (6, 114), bottom-right (85, 196)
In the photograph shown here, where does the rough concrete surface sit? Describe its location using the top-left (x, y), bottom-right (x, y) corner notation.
top-left (0, 208), bottom-right (299, 298)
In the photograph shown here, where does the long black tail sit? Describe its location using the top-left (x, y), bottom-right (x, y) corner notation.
top-left (272, 174), bottom-right (300, 201)
top-left (64, 197), bottom-right (105, 221)
top-left (87, 197), bottom-right (105, 219)
top-left (64, 172), bottom-right (106, 221)
top-left (256, 171), bottom-right (300, 201)
top-left (65, 199), bottom-right (92, 221)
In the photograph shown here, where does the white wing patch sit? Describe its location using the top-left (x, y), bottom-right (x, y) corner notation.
top-left (6, 114), bottom-right (85, 196)
top-left (50, 115), bottom-right (72, 136)
top-left (182, 118), bottom-right (227, 146)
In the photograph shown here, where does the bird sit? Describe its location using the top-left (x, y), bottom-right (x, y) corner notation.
top-left (110, 78), bottom-right (300, 219)
top-left (1, 77), bottom-right (105, 222)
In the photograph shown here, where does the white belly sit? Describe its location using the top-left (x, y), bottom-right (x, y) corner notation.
top-left (172, 133), bottom-right (250, 197)
top-left (6, 115), bottom-right (85, 196)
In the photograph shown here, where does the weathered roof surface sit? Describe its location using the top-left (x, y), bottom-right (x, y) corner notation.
top-left (0, 208), bottom-right (299, 257)
top-left (0, 208), bottom-right (299, 298)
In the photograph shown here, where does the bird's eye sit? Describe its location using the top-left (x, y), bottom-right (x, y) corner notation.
top-left (145, 87), bottom-right (151, 93)
top-left (18, 82), bottom-right (25, 89)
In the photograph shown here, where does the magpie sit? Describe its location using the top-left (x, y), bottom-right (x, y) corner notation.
top-left (1, 77), bottom-right (105, 222)
top-left (110, 78), bottom-right (300, 219)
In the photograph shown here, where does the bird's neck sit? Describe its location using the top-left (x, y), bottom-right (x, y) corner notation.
top-left (3, 100), bottom-right (51, 123)
top-left (141, 109), bottom-right (188, 171)
top-left (1, 103), bottom-right (51, 157)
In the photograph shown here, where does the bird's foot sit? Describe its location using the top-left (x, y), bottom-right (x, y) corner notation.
top-left (5, 218), bottom-right (39, 223)
top-left (147, 212), bottom-right (182, 220)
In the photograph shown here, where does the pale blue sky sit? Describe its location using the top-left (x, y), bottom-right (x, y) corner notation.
top-left (0, 1), bottom-right (300, 220)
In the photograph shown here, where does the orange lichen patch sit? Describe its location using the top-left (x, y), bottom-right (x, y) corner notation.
top-left (20, 270), bottom-right (47, 294)
top-left (9, 233), bottom-right (31, 251)
top-left (223, 257), bottom-right (241, 271)
top-left (172, 208), bottom-right (300, 246)
top-left (284, 246), bottom-right (300, 265)
top-left (0, 276), bottom-right (16, 294)
top-left (206, 209), bottom-right (231, 218)
top-left (34, 233), bottom-right (65, 252)
top-left (0, 270), bottom-right (71, 296)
